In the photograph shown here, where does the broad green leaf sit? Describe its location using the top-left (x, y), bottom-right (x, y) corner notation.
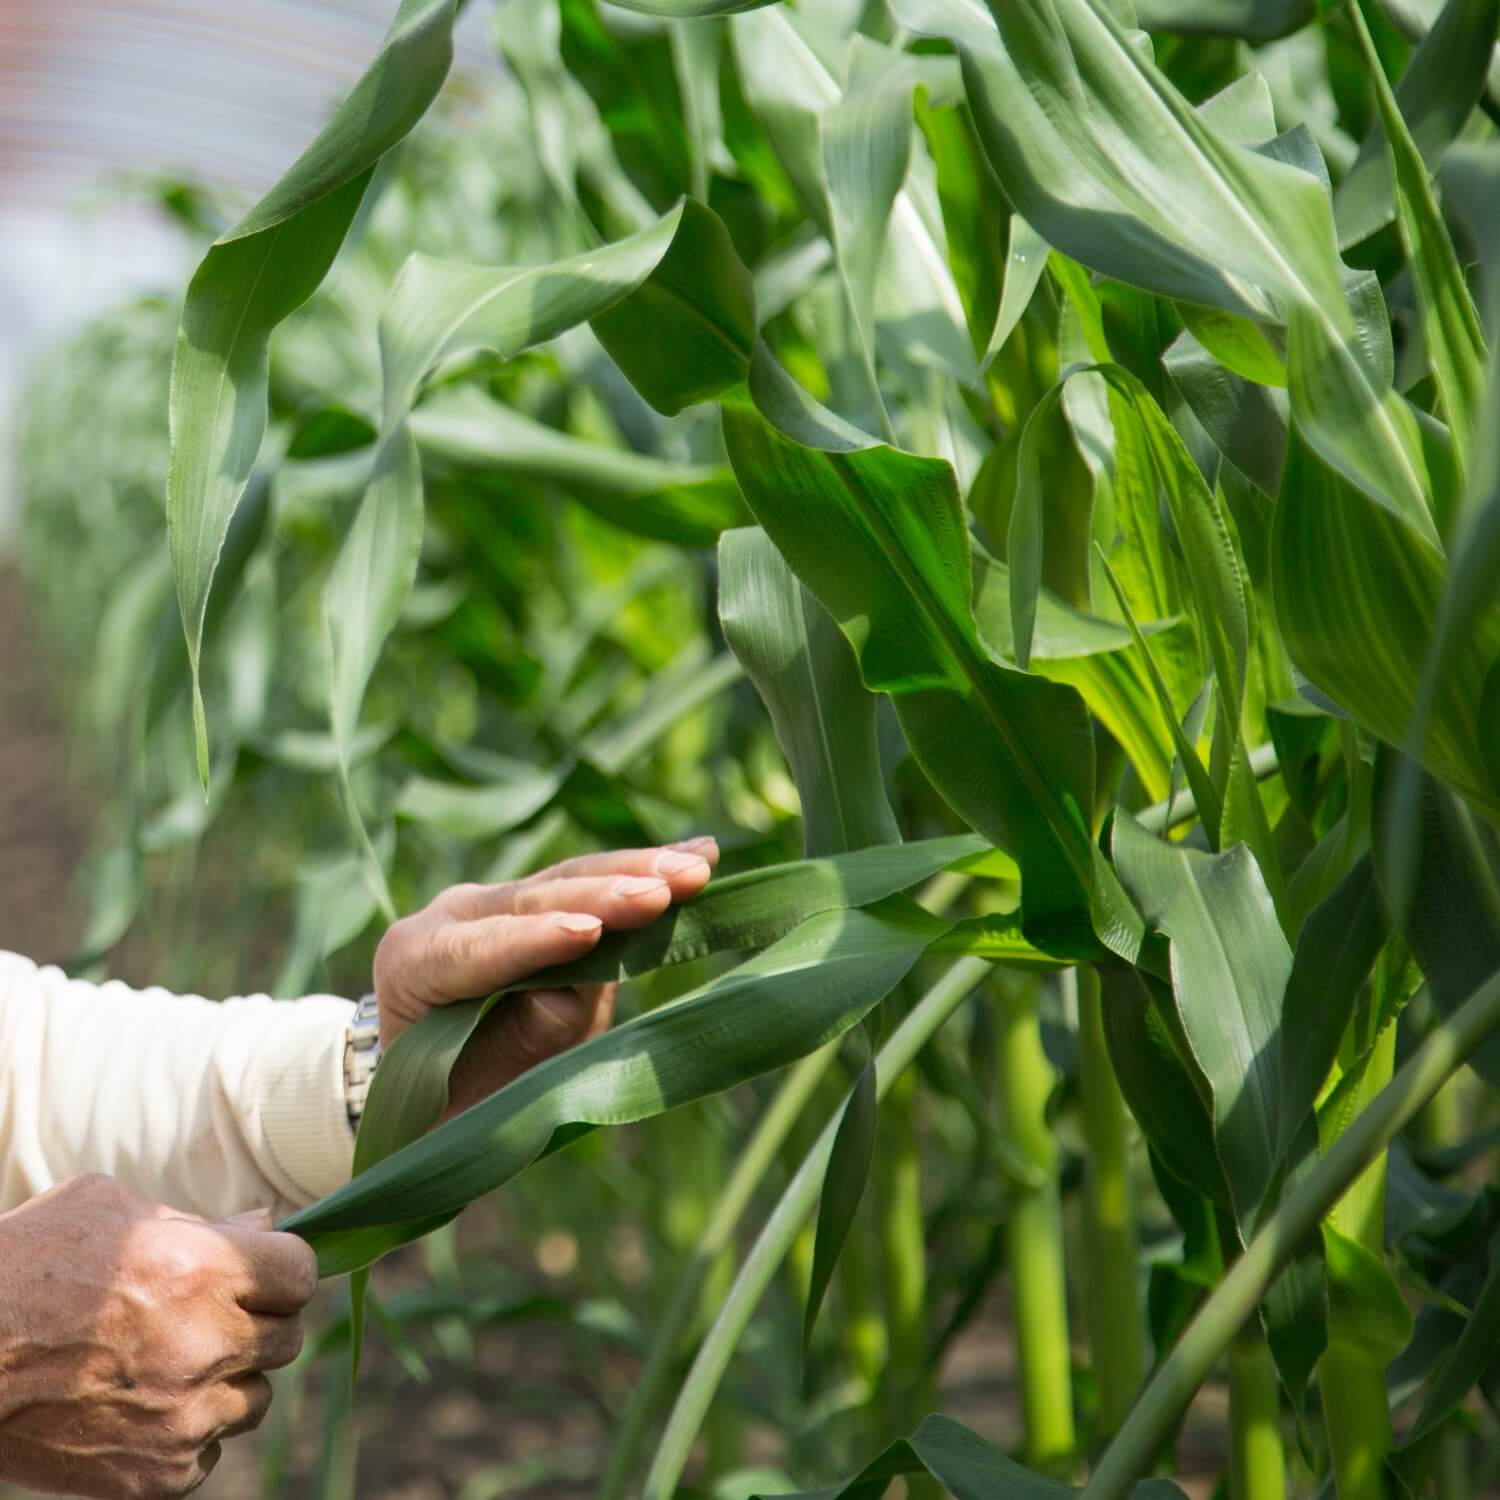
top-left (1276, 855), bottom-right (1387, 1159)
top-left (167, 0), bottom-right (459, 786)
top-left (803, 1057), bottom-right (877, 1359)
top-left (538, 832), bottom-right (985, 990)
top-left (747, 1411), bottom-right (1187, 1500)
top-left (379, 198), bottom-right (752, 435)
top-left (324, 425), bottom-right (425, 918)
top-left (894, 0), bottom-right (1442, 549)
top-left (1130, 0), bottom-right (1313, 40)
top-left (1173, 304), bottom-right (1286, 388)
top-left (1273, 431), bottom-right (1500, 818)
top-left (724, 344), bottom-right (1142, 960)
top-left (1098, 962), bottom-right (1231, 1212)
top-left (731, 10), bottom-right (976, 393)
top-left (283, 901), bottom-right (946, 1275)
top-left (1113, 813), bottom-right (1292, 1223)
top-left (719, 528), bottom-right (901, 855)
top-left (1096, 550), bottom-right (1222, 847)
top-left (605, 0), bottom-right (779, 13)
top-left (718, 523), bottom-right (902, 1364)
top-left (1401, 1230), bottom-right (1500, 1446)
top-left (410, 387), bottom-right (747, 547)
top-left (354, 832), bottom-right (986, 1184)
top-left (1334, 0), bottom-right (1500, 251)
top-left (1346, 0), bottom-right (1489, 476)
top-left (1163, 329), bottom-right (1289, 497)
top-left (1322, 1221), bottom-right (1414, 1363)
top-left (1372, 762), bottom-right (1500, 1091)
top-left (984, 214), bottom-right (1050, 369)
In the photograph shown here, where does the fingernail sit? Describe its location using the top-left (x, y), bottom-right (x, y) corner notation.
top-left (229, 1207), bottom-right (273, 1229)
top-left (552, 912), bottom-right (603, 935)
top-left (670, 835), bottom-right (718, 854)
top-left (656, 851), bottom-right (709, 876)
top-left (614, 875), bottom-right (668, 898)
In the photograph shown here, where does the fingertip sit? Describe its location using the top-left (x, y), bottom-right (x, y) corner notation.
top-left (669, 835), bottom-right (720, 867)
top-left (551, 911), bottom-right (604, 939)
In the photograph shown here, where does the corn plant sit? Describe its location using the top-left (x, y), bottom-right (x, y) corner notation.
top-left (20, 0), bottom-right (1500, 1493)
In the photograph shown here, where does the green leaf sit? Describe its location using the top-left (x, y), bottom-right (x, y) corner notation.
top-left (1372, 761), bottom-right (1500, 1091)
top-left (379, 198), bottom-right (751, 434)
top-left (1276, 855), bottom-right (1388, 1159)
top-left (1129, 0), bottom-right (1313, 40)
top-left (984, 214), bottom-right (1050, 369)
top-left (803, 1057), bottom-right (878, 1359)
top-left (1323, 1221), bottom-right (1414, 1363)
top-left (350, 832), bottom-right (982, 1181)
top-left (1346, 0), bottom-right (1489, 476)
top-left (1334, 0), bottom-right (1500, 251)
top-left (1113, 812), bottom-right (1293, 1223)
top-left (604, 0), bottom-right (780, 13)
top-left (747, 1412), bottom-right (1188, 1500)
top-left (1273, 431), bottom-right (1500, 818)
top-left (719, 527), bottom-right (901, 855)
top-left (895, 0), bottom-right (1443, 549)
top-left (1401, 1230), bottom-right (1500, 1446)
top-left (166, 0), bottom-right (459, 786)
top-left (730, 10), bottom-right (976, 395)
top-left (282, 901), bottom-right (946, 1276)
top-left (724, 344), bottom-right (1141, 960)
top-left (1163, 328), bottom-right (1289, 497)
top-left (323, 425), bottom-right (425, 919)
top-left (1096, 548), bottom-right (1223, 847)
top-left (411, 387), bottom-right (747, 547)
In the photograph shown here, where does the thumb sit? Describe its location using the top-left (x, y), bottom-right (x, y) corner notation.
top-left (227, 1207), bottom-right (275, 1232)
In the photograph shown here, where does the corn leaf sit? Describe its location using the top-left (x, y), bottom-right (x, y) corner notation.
top-left (324, 425), bottom-right (425, 918)
top-left (1113, 812), bottom-right (1292, 1223)
top-left (1273, 431), bottom-right (1500, 817)
top-left (895, 0), bottom-right (1443, 550)
top-left (1129, 0), bottom-right (1312, 39)
top-left (724, 344), bottom-right (1142, 960)
top-left (748, 1412), bottom-right (1187, 1500)
top-left (410, 387), bottom-right (747, 547)
top-left (1334, 0), bottom-right (1500, 251)
top-left (166, 0), bottom-right (459, 787)
top-left (720, 528), bottom-right (901, 855)
top-left (1347, 0), bottom-right (1489, 476)
top-left (283, 900), bottom-right (948, 1275)
top-left (379, 197), bottom-right (753, 434)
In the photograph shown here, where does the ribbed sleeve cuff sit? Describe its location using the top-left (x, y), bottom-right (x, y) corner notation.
top-left (255, 997), bottom-right (357, 1208)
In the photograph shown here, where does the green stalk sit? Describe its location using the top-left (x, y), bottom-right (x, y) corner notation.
top-left (1228, 1328), bottom-right (1286, 1500)
top-left (1081, 968), bottom-right (1500, 1500)
top-left (997, 977), bottom-right (1076, 1473)
top-left (598, 1043), bottom-right (838, 1500)
top-left (1318, 1020), bottom-right (1398, 1500)
top-left (1073, 965), bottom-right (1144, 1438)
top-left (642, 958), bottom-right (995, 1500)
top-left (878, 1068), bottom-right (932, 1431)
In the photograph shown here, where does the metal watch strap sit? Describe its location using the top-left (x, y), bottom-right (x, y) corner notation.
top-left (343, 993), bottom-right (382, 1129)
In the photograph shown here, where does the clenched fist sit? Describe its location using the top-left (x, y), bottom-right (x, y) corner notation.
top-left (373, 838), bottom-right (719, 1119)
top-left (0, 1174), bottom-right (316, 1498)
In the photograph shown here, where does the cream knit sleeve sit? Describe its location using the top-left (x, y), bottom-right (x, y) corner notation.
top-left (0, 950), bottom-right (356, 1221)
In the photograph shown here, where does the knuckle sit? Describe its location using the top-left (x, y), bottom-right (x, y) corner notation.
top-left (134, 1226), bottom-right (211, 1291)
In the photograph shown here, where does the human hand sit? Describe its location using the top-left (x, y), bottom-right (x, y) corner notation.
top-left (373, 838), bottom-right (719, 1119)
top-left (0, 1174), bottom-right (316, 1498)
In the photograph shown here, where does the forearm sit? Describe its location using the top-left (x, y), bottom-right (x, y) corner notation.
top-left (0, 951), bottom-right (355, 1220)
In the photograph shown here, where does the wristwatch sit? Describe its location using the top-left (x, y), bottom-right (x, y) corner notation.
top-left (342, 993), bottom-right (382, 1129)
